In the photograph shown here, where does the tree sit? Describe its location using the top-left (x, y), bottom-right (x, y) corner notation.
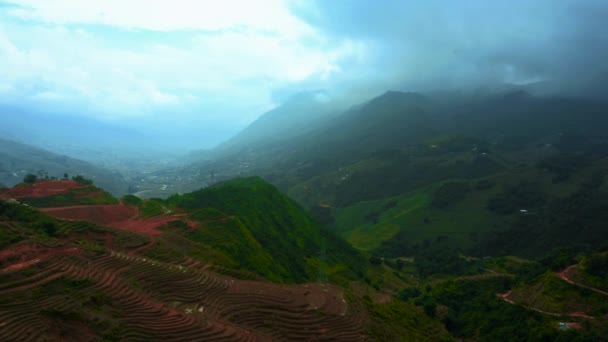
top-left (63, 173), bottom-right (69, 180)
top-left (23, 174), bottom-right (37, 184)
top-left (37, 170), bottom-right (48, 180)
top-left (369, 256), bottom-right (383, 265)
top-left (72, 175), bottom-right (93, 185)
top-left (586, 254), bottom-right (608, 278)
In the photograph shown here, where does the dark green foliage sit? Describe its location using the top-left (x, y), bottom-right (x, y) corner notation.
top-left (0, 199), bottom-right (104, 243)
top-left (481, 179), bottom-right (608, 257)
top-left (475, 179), bottom-right (495, 190)
top-left (362, 294), bottom-right (452, 341)
top-left (0, 219), bottom-right (24, 249)
top-left (72, 175), bottom-right (94, 185)
top-left (431, 181), bottom-right (470, 208)
top-left (21, 185), bottom-right (117, 207)
top-left (186, 217), bottom-right (278, 280)
top-left (540, 247), bottom-right (583, 271)
top-left (415, 245), bottom-right (471, 278)
top-left (585, 254), bottom-right (608, 278)
top-left (309, 205), bottom-right (335, 226)
top-left (417, 278), bottom-right (575, 341)
top-left (169, 177), bottom-right (366, 283)
top-left (487, 181), bottom-right (546, 215)
top-left (139, 198), bottom-right (166, 217)
top-left (34, 217), bottom-right (59, 236)
top-left (334, 155), bottom-right (502, 207)
top-left (538, 154), bottom-right (591, 182)
top-left (397, 287), bottom-right (421, 301)
top-left (369, 256), bottom-right (382, 265)
top-left (190, 207), bottom-right (227, 221)
top-left (23, 173), bottom-right (37, 184)
top-left (121, 194), bottom-right (142, 206)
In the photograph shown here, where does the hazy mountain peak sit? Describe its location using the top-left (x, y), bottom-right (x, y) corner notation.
top-left (500, 89), bottom-right (532, 101)
top-left (366, 90), bottom-right (429, 109)
top-left (282, 90), bottom-right (331, 106)
top-left (216, 90), bottom-right (339, 152)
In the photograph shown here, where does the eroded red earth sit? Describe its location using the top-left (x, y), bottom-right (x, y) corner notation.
top-left (0, 245), bottom-right (366, 340)
top-left (0, 180), bottom-right (85, 199)
top-left (0, 244), bottom-right (81, 273)
top-left (40, 204), bottom-right (196, 236)
top-left (0, 181), bottom-right (367, 340)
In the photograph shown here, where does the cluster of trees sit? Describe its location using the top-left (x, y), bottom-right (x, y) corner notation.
top-left (480, 172), bottom-right (608, 257)
top-left (21, 172), bottom-right (93, 185)
top-left (538, 153), bottom-right (590, 183)
top-left (486, 181), bottom-right (546, 215)
top-left (431, 181), bottom-right (470, 208)
top-left (585, 254), bottom-right (608, 279)
top-left (0, 200), bottom-right (61, 245)
top-left (401, 277), bottom-right (598, 341)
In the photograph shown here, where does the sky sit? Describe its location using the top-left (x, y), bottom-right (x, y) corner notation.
top-left (1, 0), bottom-right (607, 150)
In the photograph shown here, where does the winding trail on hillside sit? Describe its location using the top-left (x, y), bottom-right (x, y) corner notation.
top-left (556, 265), bottom-right (608, 296)
top-left (496, 290), bottom-right (595, 319)
top-left (496, 264), bottom-right (608, 319)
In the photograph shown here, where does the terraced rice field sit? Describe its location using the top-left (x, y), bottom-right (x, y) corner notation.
top-left (0, 242), bottom-right (366, 341)
top-left (0, 181), bottom-right (367, 340)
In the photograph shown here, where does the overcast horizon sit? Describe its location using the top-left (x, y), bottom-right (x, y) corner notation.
top-left (1, 0), bottom-right (607, 150)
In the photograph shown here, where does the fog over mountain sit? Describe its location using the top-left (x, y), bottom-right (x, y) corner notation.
top-left (1, 0), bottom-right (607, 156)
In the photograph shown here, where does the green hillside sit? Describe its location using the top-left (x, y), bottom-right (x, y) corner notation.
top-left (0, 177), bottom-right (454, 340)
top-left (167, 176), bottom-right (366, 283)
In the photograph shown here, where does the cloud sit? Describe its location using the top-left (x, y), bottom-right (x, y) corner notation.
top-left (1, 0), bottom-right (607, 149)
top-left (290, 0), bottom-right (608, 97)
top-left (4, 0), bottom-right (306, 33)
top-left (0, 0), bottom-right (358, 126)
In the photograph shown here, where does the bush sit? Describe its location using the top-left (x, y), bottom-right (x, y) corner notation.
top-left (398, 287), bottom-right (421, 301)
top-left (538, 153), bottom-right (590, 183)
top-left (487, 181), bottom-right (546, 215)
top-left (586, 254), bottom-right (608, 278)
top-left (431, 181), bottom-right (470, 208)
top-left (121, 194), bottom-right (142, 206)
top-left (23, 174), bottom-right (37, 184)
top-left (475, 179), bottom-right (495, 190)
top-left (72, 175), bottom-right (93, 185)
top-left (369, 256), bottom-right (383, 265)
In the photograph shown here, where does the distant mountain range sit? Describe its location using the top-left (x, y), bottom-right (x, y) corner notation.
top-left (0, 107), bottom-right (183, 174)
top-left (0, 136), bottom-right (129, 195)
top-left (154, 89), bottom-right (608, 261)
top-left (3, 89), bottom-right (608, 340)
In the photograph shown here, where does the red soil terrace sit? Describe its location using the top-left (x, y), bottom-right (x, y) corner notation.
top-left (41, 204), bottom-right (196, 236)
top-left (1, 182), bottom-right (366, 340)
top-left (0, 244), bottom-right (82, 273)
top-left (0, 247), bottom-right (366, 340)
top-left (0, 180), bottom-right (85, 199)
top-left (2, 180), bottom-right (196, 236)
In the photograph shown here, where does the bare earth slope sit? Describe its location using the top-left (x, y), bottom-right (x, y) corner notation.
top-left (0, 181), bottom-right (369, 341)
